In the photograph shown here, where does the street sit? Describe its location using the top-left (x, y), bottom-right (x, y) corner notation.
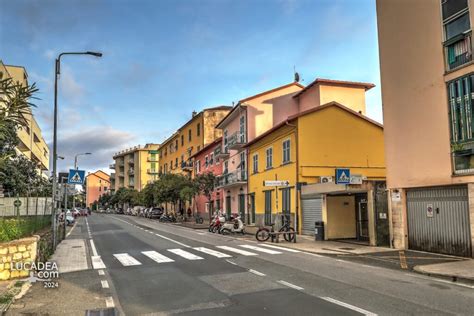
top-left (82, 214), bottom-right (474, 315)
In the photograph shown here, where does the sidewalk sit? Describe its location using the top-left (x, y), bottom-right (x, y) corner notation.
top-left (414, 259), bottom-right (474, 283)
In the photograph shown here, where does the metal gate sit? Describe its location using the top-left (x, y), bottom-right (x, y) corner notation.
top-left (407, 185), bottom-right (472, 257)
top-left (301, 197), bottom-right (322, 235)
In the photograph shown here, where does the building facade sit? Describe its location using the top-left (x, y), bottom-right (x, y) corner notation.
top-left (246, 102), bottom-right (387, 246)
top-left (111, 144), bottom-right (160, 191)
top-left (0, 61), bottom-right (49, 176)
top-left (190, 138), bottom-right (223, 219)
top-left (85, 170), bottom-right (110, 208)
top-left (377, 0), bottom-right (474, 257)
top-left (158, 106), bottom-right (231, 176)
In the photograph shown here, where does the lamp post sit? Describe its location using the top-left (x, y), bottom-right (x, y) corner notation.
top-left (51, 52), bottom-right (102, 249)
top-left (72, 152), bottom-right (91, 209)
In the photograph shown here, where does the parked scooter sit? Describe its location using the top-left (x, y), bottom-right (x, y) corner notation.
top-left (209, 212), bottom-right (226, 233)
top-left (159, 214), bottom-right (176, 222)
top-left (220, 214), bottom-right (245, 235)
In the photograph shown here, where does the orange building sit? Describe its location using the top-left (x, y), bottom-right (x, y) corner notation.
top-left (85, 170), bottom-right (111, 208)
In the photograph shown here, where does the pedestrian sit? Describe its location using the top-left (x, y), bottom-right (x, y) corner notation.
top-left (187, 207), bottom-right (192, 218)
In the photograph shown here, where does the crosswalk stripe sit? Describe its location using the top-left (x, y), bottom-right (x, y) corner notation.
top-left (113, 253), bottom-right (142, 266)
top-left (168, 249), bottom-right (203, 260)
top-left (193, 247), bottom-right (232, 258)
top-left (216, 246), bottom-right (258, 256)
top-left (142, 251), bottom-right (175, 263)
top-left (239, 245), bottom-right (282, 254)
top-left (258, 244), bottom-right (301, 253)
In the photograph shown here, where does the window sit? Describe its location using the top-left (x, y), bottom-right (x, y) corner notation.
top-left (224, 161), bottom-right (228, 174)
top-left (264, 191), bottom-right (272, 225)
top-left (188, 129), bottom-right (192, 141)
top-left (181, 154), bottom-right (184, 163)
top-left (175, 158), bottom-right (178, 168)
top-left (25, 126), bottom-right (30, 135)
top-left (181, 135), bottom-right (184, 146)
top-left (252, 154), bottom-right (258, 173)
top-left (442, 0), bottom-right (469, 21)
top-left (240, 151), bottom-right (246, 180)
top-left (448, 74), bottom-right (474, 173)
top-left (210, 153), bottom-right (214, 165)
top-left (196, 160), bottom-right (201, 174)
top-left (266, 147), bottom-right (273, 169)
top-left (239, 115), bottom-right (246, 143)
top-left (283, 139), bottom-right (291, 163)
top-left (197, 123), bottom-right (201, 136)
top-left (99, 187), bottom-right (101, 192)
top-left (442, 1), bottom-right (471, 70)
top-left (282, 188), bottom-right (291, 220)
top-left (197, 145), bottom-right (200, 151)
top-left (205, 155), bottom-right (209, 167)
top-left (175, 139), bottom-right (178, 150)
top-left (224, 129), bottom-right (228, 152)
top-left (164, 148), bottom-right (167, 156)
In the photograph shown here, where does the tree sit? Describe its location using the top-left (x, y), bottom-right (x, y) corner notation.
top-left (0, 155), bottom-right (49, 196)
top-left (193, 172), bottom-right (216, 219)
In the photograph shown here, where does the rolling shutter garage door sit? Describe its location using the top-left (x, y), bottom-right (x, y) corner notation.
top-left (301, 197), bottom-right (323, 235)
top-left (407, 185), bottom-right (472, 257)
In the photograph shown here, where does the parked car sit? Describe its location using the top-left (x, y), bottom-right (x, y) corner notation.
top-left (66, 214), bottom-right (75, 226)
top-left (148, 207), bottom-right (164, 219)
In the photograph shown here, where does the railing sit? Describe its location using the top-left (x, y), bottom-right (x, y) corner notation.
top-left (109, 163), bottom-right (115, 169)
top-left (128, 168), bottom-right (134, 175)
top-left (147, 156), bottom-right (159, 162)
top-left (214, 145), bottom-right (229, 158)
top-left (227, 131), bottom-right (246, 149)
top-left (216, 169), bottom-right (247, 188)
top-left (128, 159), bottom-right (135, 165)
top-left (147, 169), bottom-right (159, 174)
top-left (181, 161), bottom-right (193, 171)
top-left (446, 33), bottom-right (472, 71)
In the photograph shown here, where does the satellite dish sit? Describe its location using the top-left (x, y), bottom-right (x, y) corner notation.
top-left (294, 72), bottom-right (300, 83)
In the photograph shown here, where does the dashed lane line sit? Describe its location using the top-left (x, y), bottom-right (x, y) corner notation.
top-left (277, 280), bottom-right (304, 291)
top-left (319, 297), bottom-right (377, 316)
top-left (249, 269), bottom-right (266, 277)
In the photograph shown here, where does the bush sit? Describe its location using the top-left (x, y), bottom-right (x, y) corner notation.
top-left (0, 216), bottom-right (51, 242)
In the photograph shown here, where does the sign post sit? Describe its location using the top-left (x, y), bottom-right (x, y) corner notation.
top-left (335, 168), bottom-right (351, 184)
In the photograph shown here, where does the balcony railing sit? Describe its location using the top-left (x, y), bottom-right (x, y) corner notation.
top-left (227, 131), bottom-right (246, 149)
top-left (181, 160), bottom-right (193, 171)
top-left (446, 33), bottom-right (472, 71)
top-left (214, 145), bottom-right (229, 158)
top-left (109, 163), bottom-right (115, 169)
top-left (147, 169), bottom-right (159, 174)
top-left (128, 159), bottom-right (135, 165)
top-left (128, 168), bottom-right (134, 175)
top-left (215, 169), bottom-right (247, 188)
top-left (147, 156), bottom-right (159, 162)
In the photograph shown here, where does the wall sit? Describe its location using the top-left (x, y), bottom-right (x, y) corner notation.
top-left (319, 85), bottom-right (366, 115)
top-left (86, 172), bottom-right (110, 207)
top-left (0, 197), bottom-right (52, 217)
top-left (0, 236), bottom-right (38, 280)
top-left (377, 0), bottom-right (474, 189)
top-left (326, 195), bottom-right (356, 239)
top-left (203, 110), bottom-right (228, 146)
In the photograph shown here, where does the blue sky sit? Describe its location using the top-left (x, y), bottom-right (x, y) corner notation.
top-left (0, 0), bottom-right (381, 173)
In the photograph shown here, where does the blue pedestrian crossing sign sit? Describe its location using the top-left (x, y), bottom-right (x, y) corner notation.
top-left (67, 169), bottom-right (85, 184)
top-left (335, 168), bottom-right (351, 184)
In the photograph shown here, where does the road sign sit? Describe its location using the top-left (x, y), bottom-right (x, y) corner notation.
top-left (264, 180), bottom-right (290, 187)
top-left (14, 199), bottom-right (22, 207)
top-left (67, 169), bottom-right (85, 184)
top-left (427, 204), bottom-right (434, 218)
top-left (335, 168), bottom-right (350, 184)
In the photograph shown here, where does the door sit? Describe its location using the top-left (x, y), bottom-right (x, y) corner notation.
top-left (264, 191), bottom-right (272, 225)
top-left (357, 199), bottom-right (369, 240)
top-left (249, 194), bottom-right (255, 224)
top-left (225, 195), bottom-right (231, 218)
top-left (281, 188), bottom-right (291, 223)
top-left (375, 182), bottom-right (390, 246)
top-left (301, 197), bottom-right (322, 235)
top-left (238, 194), bottom-right (245, 222)
top-left (407, 185), bottom-right (472, 257)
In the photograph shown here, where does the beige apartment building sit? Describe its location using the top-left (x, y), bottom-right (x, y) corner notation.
top-left (377, 0), bottom-right (474, 257)
top-left (110, 143), bottom-right (160, 191)
top-left (0, 61), bottom-right (49, 175)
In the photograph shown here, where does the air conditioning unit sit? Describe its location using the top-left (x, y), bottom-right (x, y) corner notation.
top-left (320, 176), bottom-right (333, 183)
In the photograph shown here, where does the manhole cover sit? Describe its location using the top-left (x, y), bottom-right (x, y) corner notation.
top-left (339, 247), bottom-right (355, 250)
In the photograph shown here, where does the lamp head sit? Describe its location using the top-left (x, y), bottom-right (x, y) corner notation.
top-left (86, 51), bottom-right (102, 57)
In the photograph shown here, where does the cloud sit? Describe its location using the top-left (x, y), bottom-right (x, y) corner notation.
top-left (59, 66), bottom-right (84, 104)
top-left (43, 49), bottom-right (55, 60)
top-left (51, 126), bottom-right (137, 173)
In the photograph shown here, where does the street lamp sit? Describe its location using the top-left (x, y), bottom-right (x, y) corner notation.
top-left (74, 152), bottom-right (92, 170)
top-left (51, 51), bottom-right (102, 249)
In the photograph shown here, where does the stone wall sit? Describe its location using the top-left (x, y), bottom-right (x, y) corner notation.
top-left (389, 188), bottom-right (407, 250)
top-left (0, 236), bottom-right (39, 280)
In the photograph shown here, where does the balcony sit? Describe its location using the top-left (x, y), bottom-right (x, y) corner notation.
top-left (128, 159), bottom-right (135, 165)
top-left (128, 168), bottom-right (135, 175)
top-left (214, 145), bottom-right (229, 159)
top-left (445, 33), bottom-right (472, 71)
top-left (181, 160), bottom-right (193, 172)
top-left (117, 160), bottom-right (125, 167)
top-left (147, 156), bottom-right (159, 162)
top-left (227, 131), bottom-right (246, 150)
top-left (216, 169), bottom-right (247, 188)
top-left (109, 163), bottom-right (115, 169)
top-left (147, 169), bottom-right (159, 174)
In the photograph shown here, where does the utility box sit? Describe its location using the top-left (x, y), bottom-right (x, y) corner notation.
top-left (315, 221), bottom-right (325, 241)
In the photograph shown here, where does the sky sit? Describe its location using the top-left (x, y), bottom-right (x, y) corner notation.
top-left (0, 0), bottom-right (382, 175)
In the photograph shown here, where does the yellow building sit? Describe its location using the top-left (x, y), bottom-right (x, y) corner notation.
top-left (246, 102), bottom-right (387, 246)
top-left (111, 143), bottom-right (160, 191)
top-left (158, 106), bottom-right (231, 175)
top-left (0, 61), bottom-right (50, 175)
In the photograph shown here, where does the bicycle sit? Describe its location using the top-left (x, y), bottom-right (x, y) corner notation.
top-left (195, 213), bottom-right (204, 224)
top-left (255, 216), bottom-right (295, 242)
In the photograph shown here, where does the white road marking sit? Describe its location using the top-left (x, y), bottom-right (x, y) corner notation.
top-left (113, 253), bottom-right (142, 266)
top-left (91, 256), bottom-right (106, 269)
top-left (66, 221), bottom-right (77, 238)
top-left (249, 269), bottom-right (266, 276)
top-left (105, 296), bottom-right (115, 308)
top-left (142, 251), bottom-right (175, 263)
top-left (277, 280), bottom-right (304, 291)
top-left (239, 245), bottom-right (282, 254)
top-left (98, 270), bottom-right (105, 275)
top-left (154, 233), bottom-right (190, 248)
top-left (319, 297), bottom-right (377, 316)
top-left (89, 239), bottom-right (98, 256)
top-left (217, 246), bottom-right (258, 256)
top-left (101, 280), bottom-right (109, 288)
top-left (193, 247), bottom-right (232, 258)
top-left (168, 249), bottom-right (203, 260)
top-left (303, 252), bottom-right (323, 258)
top-left (258, 244), bottom-right (301, 253)
top-left (225, 259), bottom-right (238, 265)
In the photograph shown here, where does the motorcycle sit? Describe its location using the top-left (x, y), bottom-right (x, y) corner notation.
top-left (220, 214), bottom-right (245, 235)
top-left (159, 214), bottom-right (176, 222)
top-left (209, 213), bottom-right (226, 233)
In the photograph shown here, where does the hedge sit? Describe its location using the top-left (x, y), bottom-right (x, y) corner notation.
top-left (0, 216), bottom-right (51, 242)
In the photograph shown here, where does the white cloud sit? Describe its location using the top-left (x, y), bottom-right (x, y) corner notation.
top-left (59, 66), bottom-right (84, 104)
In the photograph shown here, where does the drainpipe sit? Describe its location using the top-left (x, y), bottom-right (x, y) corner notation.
top-left (285, 121), bottom-right (298, 233)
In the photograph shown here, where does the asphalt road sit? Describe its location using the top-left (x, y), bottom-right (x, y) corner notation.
top-left (86, 214), bottom-right (474, 315)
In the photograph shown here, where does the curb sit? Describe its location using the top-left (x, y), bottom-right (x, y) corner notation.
top-left (413, 266), bottom-right (474, 286)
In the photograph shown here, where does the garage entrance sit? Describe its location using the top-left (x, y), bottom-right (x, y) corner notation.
top-left (406, 185), bottom-right (472, 257)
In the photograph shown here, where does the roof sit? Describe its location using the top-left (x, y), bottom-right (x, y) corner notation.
top-left (87, 170), bottom-right (110, 182)
top-left (244, 101), bottom-right (383, 148)
top-left (190, 137), bottom-right (222, 159)
top-left (215, 104), bottom-right (247, 129)
top-left (293, 78), bottom-right (375, 99)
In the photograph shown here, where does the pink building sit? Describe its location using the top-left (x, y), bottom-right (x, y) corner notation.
top-left (190, 138), bottom-right (223, 219)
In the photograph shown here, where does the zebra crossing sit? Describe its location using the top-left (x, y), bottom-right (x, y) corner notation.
top-left (111, 244), bottom-right (299, 267)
